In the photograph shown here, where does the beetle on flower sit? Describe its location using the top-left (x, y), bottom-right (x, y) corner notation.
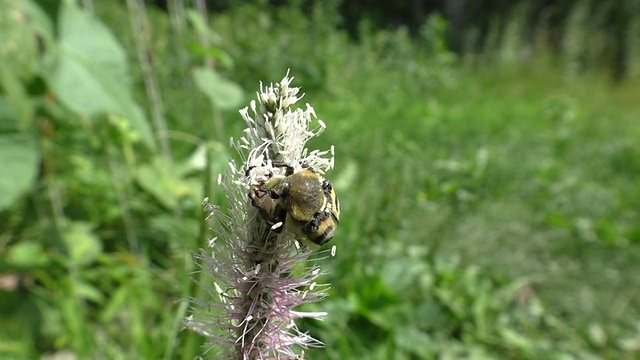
top-left (184, 73), bottom-right (338, 360)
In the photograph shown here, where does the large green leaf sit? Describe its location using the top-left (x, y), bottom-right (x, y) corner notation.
top-left (0, 62), bottom-right (33, 130)
top-left (18, 0), bottom-right (55, 47)
top-left (48, 51), bottom-right (121, 115)
top-left (0, 0), bottom-right (51, 130)
top-left (0, 0), bottom-right (40, 81)
top-left (58, 0), bottom-right (129, 88)
top-left (0, 132), bottom-right (39, 211)
top-left (45, 0), bottom-right (154, 148)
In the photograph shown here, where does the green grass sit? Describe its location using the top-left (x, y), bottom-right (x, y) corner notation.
top-left (1, 1), bottom-right (640, 359)
top-left (305, 61), bottom-right (640, 358)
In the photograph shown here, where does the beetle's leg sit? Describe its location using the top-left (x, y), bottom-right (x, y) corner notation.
top-left (321, 180), bottom-right (332, 191)
top-left (270, 160), bottom-right (295, 176)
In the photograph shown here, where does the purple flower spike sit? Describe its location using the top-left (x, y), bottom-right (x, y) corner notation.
top-left (185, 72), bottom-right (336, 359)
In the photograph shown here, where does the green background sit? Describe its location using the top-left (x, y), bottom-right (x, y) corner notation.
top-left (1, 0), bottom-right (639, 359)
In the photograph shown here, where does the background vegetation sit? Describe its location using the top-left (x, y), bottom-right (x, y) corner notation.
top-left (1, 0), bottom-right (639, 359)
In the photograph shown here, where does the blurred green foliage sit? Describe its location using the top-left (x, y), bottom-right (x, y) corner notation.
top-left (1, 0), bottom-right (639, 359)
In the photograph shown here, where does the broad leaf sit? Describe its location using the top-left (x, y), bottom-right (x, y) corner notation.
top-left (45, 0), bottom-right (155, 148)
top-left (0, 0), bottom-right (40, 80)
top-left (0, 63), bottom-right (33, 130)
top-left (0, 131), bottom-right (39, 211)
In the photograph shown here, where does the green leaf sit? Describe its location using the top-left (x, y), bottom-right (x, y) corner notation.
top-left (18, 0), bottom-right (55, 47)
top-left (136, 156), bottom-right (201, 209)
top-left (62, 222), bottom-right (102, 267)
top-left (7, 241), bottom-right (51, 268)
top-left (0, 0), bottom-right (50, 130)
top-left (101, 285), bottom-right (130, 322)
top-left (0, 0), bottom-right (40, 80)
top-left (0, 62), bottom-right (34, 130)
top-left (73, 277), bottom-right (105, 303)
top-left (136, 143), bottom-right (227, 209)
top-left (45, 0), bottom-right (154, 148)
top-left (188, 140), bottom-right (229, 175)
top-left (193, 67), bottom-right (244, 110)
top-left (58, 0), bottom-right (129, 90)
top-left (47, 52), bottom-right (120, 114)
top-left (185, 9), bottom-right (222, 44)
top-left (394, 327), bottom-right (434, 357)
top-left (380, 258), bottom-right (428, 294)
top-left (499, 327), bottom-right (535, 354)
top-left (0, 131), bottom-right (39, 211)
